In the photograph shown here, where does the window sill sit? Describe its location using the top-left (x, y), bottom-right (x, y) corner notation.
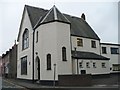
top-left (63, 60), bottom-right (67, 61)
top-left (47, 69), bottom-right (52, 70)
top-left (22, 47), bottom-right (29, 51)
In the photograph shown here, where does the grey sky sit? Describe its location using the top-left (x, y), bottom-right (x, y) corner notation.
top-left (0, 0), bottom-right (119, 56)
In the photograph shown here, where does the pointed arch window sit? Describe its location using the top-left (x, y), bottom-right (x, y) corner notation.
top-left (62, 47), bottom-right (67, 61)
top-left (47, 54), bottom-right (51, 70)
top-left (36, 31), bottom-right (38, 43)
top-left (22, 28), bottom-right (29, 50)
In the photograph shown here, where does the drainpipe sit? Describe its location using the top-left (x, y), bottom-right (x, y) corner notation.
top-left (53, 63), bottom-right (56, 87)
top-left (74, 47), bottom-right (79, 74)
top-left (32, 29), bottom-right (35, 83)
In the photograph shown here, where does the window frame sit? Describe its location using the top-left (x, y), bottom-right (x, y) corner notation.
top-left (22, 29), bottom-right (29, 50)
top-left (112, 64), bottom-right (120, 71)
top-left (21, 56), bottom-right (27, 75)
top-left (79, 62), bottom-right (83, 68)
top-left (102, 47), bottom-right (107, 54)
top-left (111, 47), bottom-right (119, 54)
top-left (91, 40), bottom-right (96, 48)
top-left (62, 47), bottom-right (67, 61)
top-left (86, 62), bottom-right (90, 68)
top-left (77, 38), bottom-right (83, 47)
top-left (36, 31), bottom-right (38, 43)
top-left (102, 62), bottom-right (106, 68)
top-left (47, 54), bottom-right (51, 70)
top-left (93, 62), bottom-right (96, 68)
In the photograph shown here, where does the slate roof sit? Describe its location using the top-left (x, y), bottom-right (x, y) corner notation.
top-left (25, 5), bottom-right (100, 40)
top-left (39, 5), bottom-right (70, 24)
top-left (72, 51), bottom-right (110, 60)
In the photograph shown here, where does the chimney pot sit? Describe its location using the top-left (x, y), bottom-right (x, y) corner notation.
top-left (81, 13), bottom-right (86, 20)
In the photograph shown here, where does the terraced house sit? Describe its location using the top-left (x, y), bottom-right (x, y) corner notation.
top-left (17, 5), bottom-right (119, 83)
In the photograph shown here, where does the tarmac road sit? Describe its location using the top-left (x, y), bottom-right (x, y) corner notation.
top-left (2, 78), bottom-right (28, 90)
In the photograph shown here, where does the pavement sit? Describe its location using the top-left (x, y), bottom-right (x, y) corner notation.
top-left (2, 79), bottom-right (25, 89)
top-left (1, 74), bottom-right (120, 90)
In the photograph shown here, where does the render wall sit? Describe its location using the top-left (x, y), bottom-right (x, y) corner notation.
top-left (72, 59), bottom-right (110, 75)
top-left (71, 36), bottom-right (101, 55)
top-left (34, 22), bottom-right (72, 80)
top-left (17, 9), bottom-right (33, 80)
top-left (101, 44), bottom-right (120, 73)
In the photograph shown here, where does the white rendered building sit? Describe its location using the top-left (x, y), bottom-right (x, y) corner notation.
top-left (17, 5), bottom-right (113, 82)
top-left (101, 43), bottom-right (120, 73)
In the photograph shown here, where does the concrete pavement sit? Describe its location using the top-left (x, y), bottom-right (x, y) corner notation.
top-left (1, 73), bottom-right (120, 90)
top-left (2, 78), bottom-right (119, 90)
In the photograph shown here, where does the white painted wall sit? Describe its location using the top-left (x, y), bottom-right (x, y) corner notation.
top-left (101, 44), bottom-right (120, 73)
top-left (71, 36), bottom-right (100, 54)
top-left (17, 8), bottom-right (33, 80)
top-left (73, 59), bottom-right (110, 75)
top-left (34, 22), bottom-right (72, 81)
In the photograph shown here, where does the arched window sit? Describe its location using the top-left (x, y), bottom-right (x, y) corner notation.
top-left (22, 29), bottom-right (29, 50)
top-left (62, 47), bottom-right (67, 61)
top-left (47, 54), bottom-right (51, 70)
top-left (36, 31), bottom-right (38, 43)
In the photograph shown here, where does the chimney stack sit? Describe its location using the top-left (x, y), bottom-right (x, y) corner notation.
top-left (81, 13), bottom-right (86, 21)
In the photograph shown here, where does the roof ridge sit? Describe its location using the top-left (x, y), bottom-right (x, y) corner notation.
top-left (53, 5), bottom-right (57, 20)
top-left (25, 4), bottom-right (48, 11)
top-left (40, 7), bottom-right (53, 23)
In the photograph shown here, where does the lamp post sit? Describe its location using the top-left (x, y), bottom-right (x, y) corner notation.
top-left (53, 63), bottom-right (56, 87)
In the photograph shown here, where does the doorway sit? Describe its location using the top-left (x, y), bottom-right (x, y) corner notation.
top-left (81, 70), bottom-right (86, 74)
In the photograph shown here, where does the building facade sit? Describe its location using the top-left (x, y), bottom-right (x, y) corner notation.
top-left (0, 56), bottom-right (2, 76)
top-left (101, 43), bottom-right (120, 73)
top-left (17, 5), bottom-right (117, 82)
top-left (1, 43), bottom-right (17, 78)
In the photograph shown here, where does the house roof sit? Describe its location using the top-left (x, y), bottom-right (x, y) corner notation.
top-left (25, 5), bottom-right (100, 40)
top-left (39, 5), bottom-right (70, 25)
top-left (72, 51), bottom-right (110, 60)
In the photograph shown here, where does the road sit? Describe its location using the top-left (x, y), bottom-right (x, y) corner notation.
top-left (1, 77), bottom-right (28, 90)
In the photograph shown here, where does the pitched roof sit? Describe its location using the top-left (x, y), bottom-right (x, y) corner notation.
top-left (72, 51), bottom-right (110, 60)
top-left (25, 5), bottom-right (48, 28)
top-left (39, 5), bottom-right (70, 24)
top-left (25, 5), bottom-right (100, 40)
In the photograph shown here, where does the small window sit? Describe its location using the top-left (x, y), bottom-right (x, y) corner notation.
top-left (102, 47), bottom-right (107, 54)
top-left (22, 29), bottom-right (29, 50)
top-left (21, 56), bottom-right (27, 75)
top-left (112, 64), bottom-right (120, 71)
top-left (47, 54), bottom-right (51, 70)
top-left (93, 62), bottom-right (96, 68)
top-left (91, 40), bottom-right (96, 48)
top-left (79, 62), bottom-right (83, 68)
top-left (62, 47), bottom-right (67, 61)
top-left (102, 63), bottom-right (106, 68)
top-left (111, 47), bottom-right (119, 54)
top-left (86, 62), bottom-right (90, 68)
top-left (77, 38), bottom-right (83, 47)
top-left (36, 31), bottom-right (38, 43)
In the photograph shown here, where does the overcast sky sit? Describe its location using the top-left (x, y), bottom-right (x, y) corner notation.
top-left (0, 0), bottom-right (119, 56)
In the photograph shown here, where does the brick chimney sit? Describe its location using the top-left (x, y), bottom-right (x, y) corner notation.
top-left (81, 13), bottom-right (86, 21)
